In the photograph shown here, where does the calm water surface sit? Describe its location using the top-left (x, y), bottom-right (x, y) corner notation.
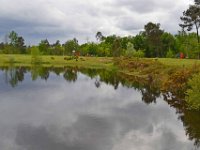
top-left (0, 66), bottom-right (200, 150)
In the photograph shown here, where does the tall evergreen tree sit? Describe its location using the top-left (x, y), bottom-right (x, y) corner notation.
top-left (180, 4), bottom-right (200, 43)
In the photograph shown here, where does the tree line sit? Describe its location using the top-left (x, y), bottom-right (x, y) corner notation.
top-left (0, 0), bottom-right (200, 59)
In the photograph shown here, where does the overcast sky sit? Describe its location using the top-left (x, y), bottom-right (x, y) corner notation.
top-left (0, 0), bottom-right (193, 45)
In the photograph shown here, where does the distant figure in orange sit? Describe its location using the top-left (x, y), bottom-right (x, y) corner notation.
top-left (180, 52), bottom-right (184, 59)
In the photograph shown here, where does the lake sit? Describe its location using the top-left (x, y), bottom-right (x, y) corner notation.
top-left (0, 66), bottom-right (200, 150)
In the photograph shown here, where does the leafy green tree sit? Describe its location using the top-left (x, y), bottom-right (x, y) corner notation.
top-left (97, 42), bottom-right (111, 56)
top-left (80, 42), bottom-right (111, 57)
top-left (98, 47), bottom-right (110, 57)
top-left (120, 36), bottom-right (134, 50)
top-left (88, 43), bottom-right (98, 56)
top-left (126, 42), bottom-right (135, 51)
top-left (134, 50), bottom-right (145, 58)
top-left (38, 39), bottom-right (50, 55)
top-left (112, 38), bottom-right (122, 57)
top-left (186, 33), bottom-right (200, 58)
top-left (176, 32), bottom-right (200, 58)
top-left (104, 35), bottom-right (117, 46)
top-left (7, 31), bottom-right (26, 54)
top-left (125, 42), bottom-right (135, 57)
top-left (9, 31), bottom-right (18, 47)
top-left (175, 31), bottom-right (188, 56)
top-left (80, 43), bottom-right (89, 56)
top-left (64, 38), bottom-right (79, 55)
top-left (0, 42), bottom-right (4, 53)
top-left (2, 44), bottom-right (13, 54)
top-left (51, 40), bottom-right (63, 55)
top-left (161, 32), bottom-right (176, 56)
top-left (16, 36), bottom-right (26, 54)
top-left (143, 22), bottom-right (164, 57)
top-left (133, 34), bottom-right (146, 50)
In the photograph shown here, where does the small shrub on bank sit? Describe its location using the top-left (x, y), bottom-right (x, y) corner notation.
top-left (162, 69), bottom-right (194, 97)
top-left (166, 49), bottom-right (174, 58)
top-left (8, 57), bottom-right (15, 63)
top-left (125, 50), bottom-right (145, 58)
top-left (31, 46), bottom-right (42, 64)
top-left (186, 73), bottom-right (200, 110)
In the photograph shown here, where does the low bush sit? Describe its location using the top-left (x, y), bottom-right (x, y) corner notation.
top-left (186, 73), bottom-right (200, 110)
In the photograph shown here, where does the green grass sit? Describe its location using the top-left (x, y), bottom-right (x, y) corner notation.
top-left (1, 54), bottom-right (200, 68)
top-left (157, 58), bottom-right (200, 67)
top-left (0, 54), bottom-right (114, 69)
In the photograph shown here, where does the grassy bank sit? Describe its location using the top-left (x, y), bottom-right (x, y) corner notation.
top-left (0, 54), bottom-right (114, 69)
top-left (157, 58), bottom-right (200, 67)
top-left (116, 57), bottom-right (200, 78)
top-left (114, 57), bottom-right (200, 110)
top-left (1, 54), bottom-right (200, 68)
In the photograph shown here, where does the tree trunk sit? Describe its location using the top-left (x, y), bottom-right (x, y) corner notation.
top-left (195, 22), bottom-right (200, 43)
top-left (197, 28), bottom-right (200, 43)
top-left (195, 23), bottom-right (200, 59)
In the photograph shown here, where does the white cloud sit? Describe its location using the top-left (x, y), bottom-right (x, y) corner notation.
top-left (0, 0), bottom-right (193, 44)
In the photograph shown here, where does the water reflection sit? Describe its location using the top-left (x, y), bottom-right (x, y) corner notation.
top-left (31, 65), bottom-right (49, 81)
top-left (164, 95), bottom-right (200, 148)
top-left (63, 68), bottom-right (77, 82)
top-left (0, 66), bottom-right (199, 149)
top-left (3, 66), bottom-right (26, 87)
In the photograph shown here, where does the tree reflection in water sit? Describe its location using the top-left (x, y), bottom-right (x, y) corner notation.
top-left (63, 68), bottom-right (77, 82)
top-left (0, 65), bottom-right (200, 148)
top-left (2, 66), bottom-right (26, 87)
top-left (31, 64), bottom-right (49, 81)
top-left (164, 94), bottom-right (200, 148)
